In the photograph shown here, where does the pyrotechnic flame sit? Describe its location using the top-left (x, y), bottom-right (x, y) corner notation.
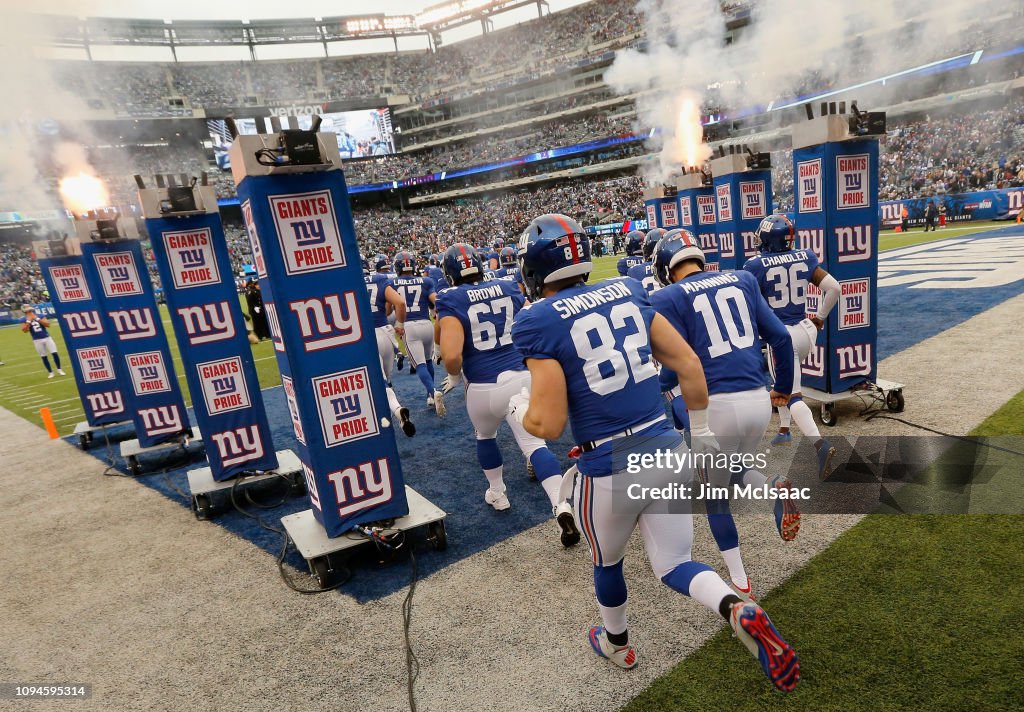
top-left (670, 94), bottom-right (710, 171)
top-left (59, 172), bottom-right (109, 217)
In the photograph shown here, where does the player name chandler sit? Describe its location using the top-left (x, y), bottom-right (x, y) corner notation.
top-left (627, 482), bottom-right (811, 501)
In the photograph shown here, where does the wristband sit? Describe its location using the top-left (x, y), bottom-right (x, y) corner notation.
top-left (395, 321), bottom-right (405, 330)
top-left (688, 408), bottom-right (709, 434)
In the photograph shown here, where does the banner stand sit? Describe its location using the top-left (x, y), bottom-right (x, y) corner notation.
top-left (228, 119), bottom-right (446, 588)
top-left (791, 106), bottom-right (905, 426)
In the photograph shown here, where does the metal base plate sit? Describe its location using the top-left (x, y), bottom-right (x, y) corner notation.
top-left (186, 449), bottom-right (301, 496)
top-left (120, 427), bottom-right (203, 459)
top-left (803, 378), bottom-right (904, 405)
top-left (282, 486), bottom-right (446, 561)
top-left (73, 419), bottom-right (131, 436)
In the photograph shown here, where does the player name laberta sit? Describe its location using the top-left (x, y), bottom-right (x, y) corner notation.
top-left (627, 482), bottom-right (811, 501)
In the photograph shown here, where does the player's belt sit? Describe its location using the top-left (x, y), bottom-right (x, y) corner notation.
top-left (579, 416), bottom-right (667, 453)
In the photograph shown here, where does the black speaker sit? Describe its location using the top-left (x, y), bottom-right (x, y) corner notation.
top-left (92, 219), bottom-right (119, 240)
top-left (163, 186), bottom-right (197, 213)
top-left (280, 130), bottom-right (323, 165)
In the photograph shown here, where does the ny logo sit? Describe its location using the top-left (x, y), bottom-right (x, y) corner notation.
top-left (835, 225), bottom-right (871, 262)
top-left (302, 462), bottom-right (321, 512)
top-left (291, 219), bottom-right (326, 246)
top-left (179, 248), bottom-right (206, 268)
top-left (139, 365), bottom-right (160, 381)
top-left (327, 457), bottom-right (395, 517)
top-left (837, 344), bottom-right (873, 379)
top-left (718, 232), bottom-right (735, 258)
top-left (111, 308), bottom-right (156, 340)
top-left (331, 395), bottom-right (361, 418)
top-left (802, 178), bottom-right (816, 194)
top-left (139, 406), bottom-right (183, 436)
top-left (844, 173), bottom-right (863, 191)
top-left (699, 233), bottom-right (716, 251)
top-left (60, 277), bottom-right (81, 290)
top-left (64, 311), bottom-right (103, 337)
top-left (86, 391), bottom-right (124, 417)
top-left (86, 357), bottom-right (106, 371)
top-left (802, 345), bottom-right (825, 378)
top-left (178, 302), bottom-right (235, 345)
top-left (741, 231), bottom-right (759, 257)
top-left (846, 295), bottom-right (864, 312)
top-left (265, 302), bottom-right (285, 352)
top-left (210, 425), bottom-right (265, 468)
top-left (109, 266), bottom-right (131, 283)
top-left (797, 229), bottom-right (825, 262)
top-left (289, 292), bottom-right (361, 352)
top-left (212, 377), bottom-right (235, 396)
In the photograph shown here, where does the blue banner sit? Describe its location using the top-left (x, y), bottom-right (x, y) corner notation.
top-left (879, 187), bottom-right (1024, 226)
top-left (713, 169), bottom-right (773, 270)
top-left (37, 254), bottom-right (130, 427)
top-left (677, 186), bottom-right (720, 271)
top-left (237, 168), bottom-right (409, 538)
top-left (81, 240), bottom-right (190, 447)
top-left (146, 212), bottom-right (279, 480)
top-left (643, 196), bottom-right (680, 230)
top-left (794, 140), bottom-right (880, 394)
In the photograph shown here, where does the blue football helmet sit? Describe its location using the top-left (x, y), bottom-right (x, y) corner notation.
top-left (624, 229), bottom-right (645, 256)
top-left (373, 254), bottom-right (389, 272)
top-left (642, 228), bottom-right (667, 261)
top-left (518, 213), bottom-right (591, 300)
top-left (360, 254), bottom-right (369, 274)
top-left (428, 253), bottom-right (440, 266)
top-left (442, 243), bottom-right (484, 286)
top-left (653, 228), bottom-right (705, 286)
top-left (493, 238), bottom-right (505, 251)
top-left (393, 251), bottom-right (416, 275)
top-left (499, 245), bottom-right (517, 267)
top-left (757, 214), bottom-right (795, 253)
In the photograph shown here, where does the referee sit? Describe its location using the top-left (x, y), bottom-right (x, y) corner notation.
top-left (21, 307), bottom-right (65, 379)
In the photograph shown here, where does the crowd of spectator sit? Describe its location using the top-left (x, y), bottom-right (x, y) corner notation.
top-left (0, 244), bottom-right (47, 310)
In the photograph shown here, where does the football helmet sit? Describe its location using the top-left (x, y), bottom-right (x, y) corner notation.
top-left (393, 251), bottom-right (416, 275)
top-left (642, 228), bottom-right (667, 261)
top-left (499, 245), bottom-right (517, 267)
top-left (518, 214), bottom-right (591, 300)
top-left (756, 214), bottom-right (795, 253)
top-left (624, 229), bottom-right (645, 257)
top-left (442, 243), bottom-right (484, 286)
top-left (653, 228), bottom-right (705, 286)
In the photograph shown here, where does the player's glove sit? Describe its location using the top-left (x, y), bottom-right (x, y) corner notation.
top-left (440, 371), bottom-right (461, 395)
top-left (507, 388), bottom-right (530, 425)
top-left (687, 408), bottom-right (720, 485)
top-left (432, 342), bottom-right (442, 364)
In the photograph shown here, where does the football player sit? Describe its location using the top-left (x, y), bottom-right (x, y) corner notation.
top-left (651, 229), bottom-right (799, 600)
top-left (743, 214), bottom-right (840, 479)
top-left (490, 246), bottom-right (520, 282)
top-left (365, 260), bottom-right (415, 436)
top-left (435, 244), bottom-right (578, 544)
top-left (390, 251), bottom-right (445, 416)
top-left (422, 254), bottom-right (449, 290)
top-left (510, 214), bottom-right (799, 691)
top-left (21, 307), bottom-right (64, 378)
top-left (615, 229), bottom-right (646, 276)
top-left (485, 238), bottom-right (504, 270)
top-left (625, 227), bottom-right (666, 295)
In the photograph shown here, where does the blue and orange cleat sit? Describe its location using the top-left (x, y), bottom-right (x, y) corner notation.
top-left (771, 431), bottom-right (792, 446)
top-left (816, 438), bottom-right (836, 481)
top-left (730, 602), bottom-right (800, 692)
top-left (770, 476), bottom-right (801, 541)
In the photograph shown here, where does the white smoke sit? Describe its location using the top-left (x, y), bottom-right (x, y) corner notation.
top-left (0, 8), bottom-right (107, 218)
top-left (608, 0), bottom-right (984, 185)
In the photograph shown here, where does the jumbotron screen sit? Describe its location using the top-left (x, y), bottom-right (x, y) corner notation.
top-left (207, 108), bottom-right (395, 169)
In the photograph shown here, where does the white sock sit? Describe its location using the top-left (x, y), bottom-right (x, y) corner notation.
top-left (778, 405), bottom-right (792, 428)
top-left (484, 466), bottom-right (504, 493)
top-left (385, 386), bottom-right (401, 415)
top-left (688, 569), bottom-right (736, 612)
top-left (720, 547), bottom-right (749, 589)
top-left (540, 475), bottom-right (562, 508)
top-left (740, 468), bottom-right (767, 488)
top-left (599, 601), bottom-right (628, 637)
top-left (789, 400), bottom-right (821, 439)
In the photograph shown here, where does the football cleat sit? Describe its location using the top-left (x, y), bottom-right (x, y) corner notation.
top-left (396, 353), bottom-right (405, 371)
top-left (589, 626), bottom-right (637, 669)
top-left (397, 407), bottom-right (415, 437)
top-left (730, 602), bottom-right (800, 692)
top-left (426, 394), bottom-right (434, 407)
top-left (554, 501), bottom-right (580, 547)
top-left (485, 487), bottom-right (510, 511)
top-left (47, 372), bottom-right (55, 379)
top-left (57, 369), bottom-right (66, 376)
top-left (433, 390), bottom-right (446, 417)
top-left (816, 438), bottom-right (837, 481)
top-left (770, 476), bottom-right (801, 541)
top-left (732, 576), bottom-right (757, 602)
top-left (771, 431), bottom-right (792, 446)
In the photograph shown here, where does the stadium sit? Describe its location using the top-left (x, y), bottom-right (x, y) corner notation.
top-left (0, 0), bottom-right (1022, 709)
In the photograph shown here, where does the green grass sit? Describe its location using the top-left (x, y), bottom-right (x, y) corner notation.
top-left (878, 219), bottom-right (1009, 251)
top-left (623, 390), bottom-right (1024, 711)
top-left (0, 297), bottom-right (282, 436)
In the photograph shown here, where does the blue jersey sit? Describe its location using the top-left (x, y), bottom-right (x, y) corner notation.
top-left (24, 317), bottom-right (50, 340)
top-left (389, 276), bottom-right (436, 322)
top-left (616, 255), bottom-right (644, 276)
top-left (512, 278), bottom-right (670, 477)
top-left (626, 261), bottom-right (660, 296)
top-left (424, 265), bottom-right (448, 290)
top-left (490, 266), bottom-right (521, 282)
top-left (436, 280), bottom-right (526, 384)
top-left (743, 249), bottom-right (820, 326)
top-left (365, 272), bottom-right (391, 328)
top-left (650, 270), bottom-right (793, 396)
